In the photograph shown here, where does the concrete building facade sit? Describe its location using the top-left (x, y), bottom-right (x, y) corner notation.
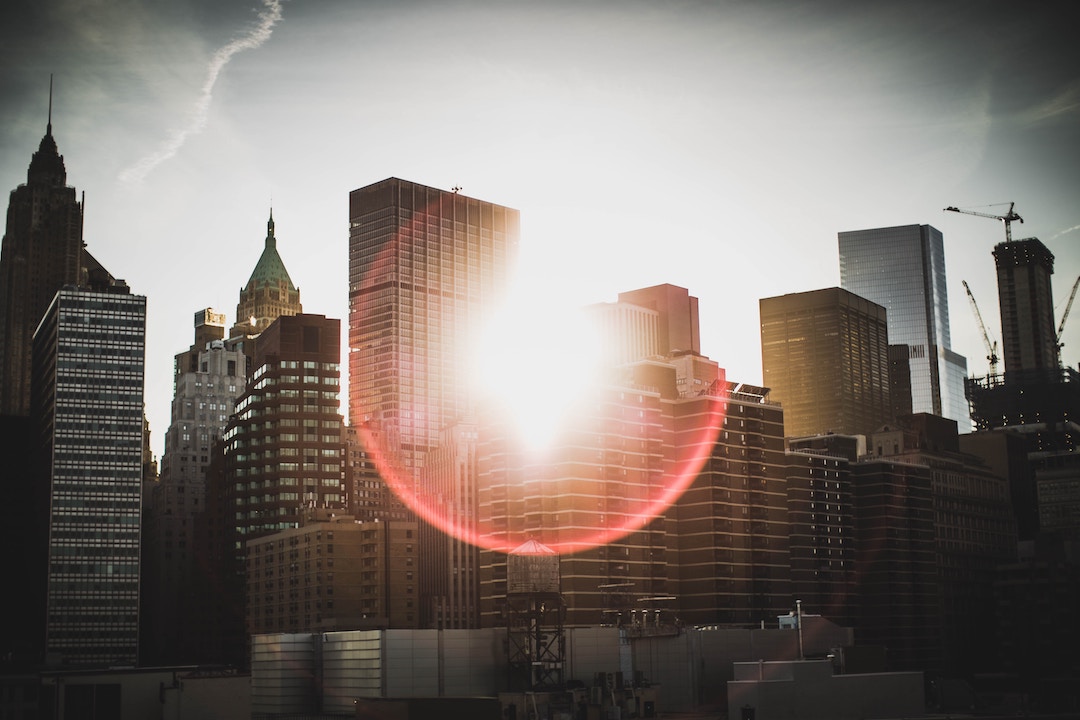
top-left (246, 511), bottom-right (419, 634)
top-left (994, 237), bottom-right (1059, 376)
top-left (224, 313), bottom-right (347, 542)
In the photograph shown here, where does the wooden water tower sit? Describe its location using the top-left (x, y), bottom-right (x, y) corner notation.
top-left (505, 539), bottom-right (565, 690)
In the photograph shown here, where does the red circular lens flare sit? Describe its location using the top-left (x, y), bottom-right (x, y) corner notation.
top-left (354, 390), bottom-right (726, 555)
top-left (351, 198), bottom-right (727, 554)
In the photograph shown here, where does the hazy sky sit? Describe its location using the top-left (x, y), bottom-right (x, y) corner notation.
top-left (3, 0), bottom-right (1079, 457)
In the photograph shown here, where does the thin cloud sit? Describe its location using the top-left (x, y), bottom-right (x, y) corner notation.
top-left (1050, 223), bottom-right (1080, 241)
top-left (119, 0), bottom-right (283, 184)
top-left (1011, 81), bottom-right (1080, 128)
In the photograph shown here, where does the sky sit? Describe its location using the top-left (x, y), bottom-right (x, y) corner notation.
top-left (2, 0), bottom-right (1079, 459)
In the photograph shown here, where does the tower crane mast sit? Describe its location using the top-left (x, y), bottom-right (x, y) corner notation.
top-left (962, 280), bottom-right (999, 377)
top-left (944, 202), bottom-right (1023, 243)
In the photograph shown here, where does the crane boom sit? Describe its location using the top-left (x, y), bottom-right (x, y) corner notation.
top-left (944, 203), bottom-right (1023, 243)
top-left (1057, 274), bottom-right (1080, 365)
top-left (962, 280), bottom-right (999, 376)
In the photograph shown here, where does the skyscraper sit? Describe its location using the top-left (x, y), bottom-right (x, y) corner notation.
top-left (993, 238), bottom-right (1058, 376)
top-left (838, 224), bottom-right (968, 426)
top-left (348, 179), bottom-right (517, 629)
top-left (348, 178), bottom-right (519, 475)
top-left (0, 105), bottom-right (84, 416)
top-left (31, 281), bottom-right (146, 666)
top-left (760, 287), bottom-right (892, 438)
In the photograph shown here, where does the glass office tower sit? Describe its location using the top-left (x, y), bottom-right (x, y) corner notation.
top-left (839, 224), bottom-right (969, 427)
top-left (32, 284), bottom-right (146, 665)
top-left (348, 178), bottom-right (519, 473)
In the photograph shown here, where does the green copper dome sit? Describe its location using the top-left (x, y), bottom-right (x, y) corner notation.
top-left (243, 210), bottom-right (297, 291)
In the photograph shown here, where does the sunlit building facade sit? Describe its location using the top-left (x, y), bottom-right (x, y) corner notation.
top-left (32, 283), bottom-right (146, 666)
top-left (477, 379), bottom-right (671, 627)
top-left (347, 178), bottom-right (519, 474)
top-left (668, 382), bottom-right (792, 626)
top-left (760, 287), bottom-right (892, 438)
top-left (838, 224), bottom-right (968, 427)
top-left (246, 510), bottom-right (419, 634)
top-left (348, 179), bottom-right (517, 629)
top-left (229, 211), bottom-right (302, 340)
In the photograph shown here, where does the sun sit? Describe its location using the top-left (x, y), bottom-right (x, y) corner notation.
top-left (468, 286), bottom-right (607, 452)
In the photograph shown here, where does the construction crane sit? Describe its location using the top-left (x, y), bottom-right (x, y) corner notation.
top-left (944, 202), bottom-right (1023, 243)
top-left (962, 280), bottom-right (999, 376)
top-left (1057, 274), bottom-right (1080, 365)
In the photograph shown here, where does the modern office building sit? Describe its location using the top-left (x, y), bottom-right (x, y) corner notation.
top-left (228, 211), bottom-right (302, 340)
top-left (760, 287), bottom-right (892, 438)
top-left (347, 178), bottom-right (519, 475)
top-left (838, 224), bottom-right (969, 427)
top-left (420, 420), bottom-right (481, 629)
top-left (31, 280), bottom-right (147, 666)
top-left (0, 108), bottom-right (85, 416)
top-left (348, 179), bottom-right (518, 629)
top-left (993, 238), bottom-right (1058, 376)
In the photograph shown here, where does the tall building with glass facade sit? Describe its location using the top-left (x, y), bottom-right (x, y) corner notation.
top-left (31, 282), bottom-right (146, 666)
top-left (838, 224), bottom-right (968, 427)
top-left (348, 178), bottom-right (518, 473)
top-left (760, 287), bottom-right (892, 438)
top-left (348, 179), bottom-right (517, 629)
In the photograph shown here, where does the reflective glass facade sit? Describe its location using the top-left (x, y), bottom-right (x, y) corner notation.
top-left (32, 287), bottom-right (146, 665)
top-left (348, 179), bottom-right (518, 472)
top-left (839, 224), bottom-right (968, 426)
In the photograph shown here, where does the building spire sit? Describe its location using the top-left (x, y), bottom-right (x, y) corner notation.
top-left (28, 74), bottom-right (65, 186)
top-left (267, 207), bottom-right (275, 248)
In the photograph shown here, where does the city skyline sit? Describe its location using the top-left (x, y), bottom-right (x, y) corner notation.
top-left (2, 0), bottom-right (1079, 456)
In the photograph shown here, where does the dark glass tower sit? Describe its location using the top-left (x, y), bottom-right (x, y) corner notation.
top-left (32, 283), bottom-right (146, 666)
top-left (839, 224), bottom-right (969, 426)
